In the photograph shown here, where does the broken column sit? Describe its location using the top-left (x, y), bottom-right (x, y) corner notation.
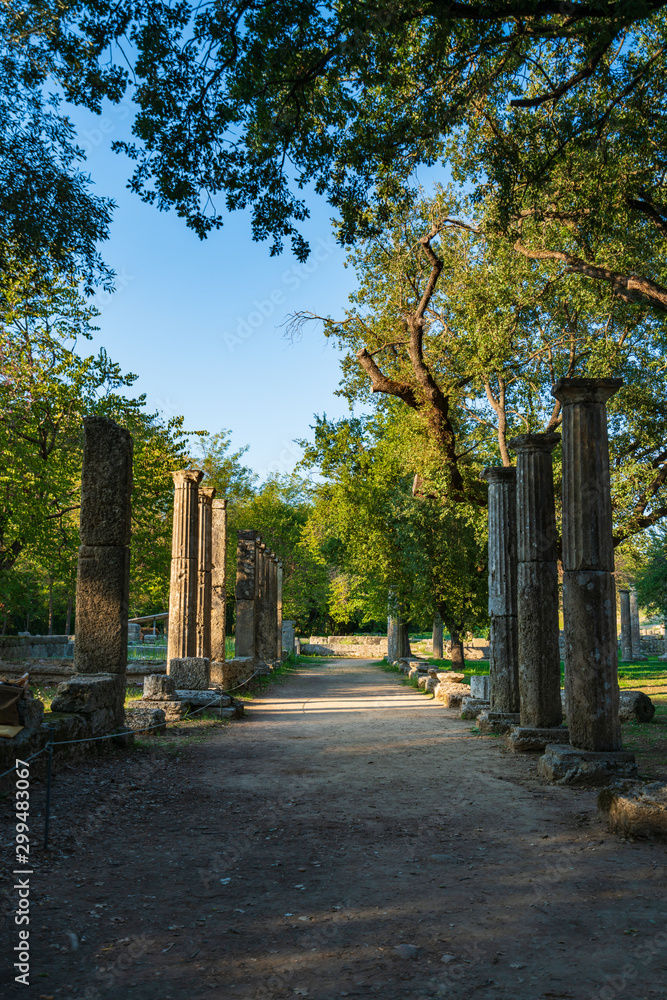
top-left (539, 378), bottom-right (637, 784)
top-left (51, 416), bottom-right (133, 731)
top-left (619, 588), bottom-right (633, 661)
top-left (209, 498), bottom-right (228, 685)
top-left (167, 469), bottom-right (202, 666)
top-left (196, 486), bottom-right (216, 660)
top-left (432, 614), bottom-right (444, 659)
top-left (478, 468), bottom-right (520, 734)
top-left (630, 589), bottom-right (646, 660)
top-left (507, 433), bottom-right (567, 752)
top-left (276, 558), bottom-right (283, 661)
top-left (235, 530), bottom-right (259, 659)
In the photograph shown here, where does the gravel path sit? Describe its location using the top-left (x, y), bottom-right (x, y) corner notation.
top-left (2, 658), bottom-right (667, 999)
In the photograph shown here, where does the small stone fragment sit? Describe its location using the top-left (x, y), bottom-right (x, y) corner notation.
top-left (394, 943), bottom-right (419, 959)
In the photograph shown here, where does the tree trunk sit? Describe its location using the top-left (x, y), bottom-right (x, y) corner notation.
top-left (1, 612), bottom-right (6, 635)
top-left (449, 626), bottom-right (466, 670)
top-left (48, 577), bottom-right (54, 635)
top-left (65, 594), bottom-right (73, 636)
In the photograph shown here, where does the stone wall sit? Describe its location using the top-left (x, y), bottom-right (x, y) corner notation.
top-left (304, 636), bottom-right (388, 658)
top-left (0, 635), bottom-right (74, 660)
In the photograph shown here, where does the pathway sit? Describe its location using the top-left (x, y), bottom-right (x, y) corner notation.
top-left (4, 659), bottom-right (667, 999)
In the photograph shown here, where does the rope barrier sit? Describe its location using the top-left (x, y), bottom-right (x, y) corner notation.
top-left (0, 745), bottom-right (49, 780)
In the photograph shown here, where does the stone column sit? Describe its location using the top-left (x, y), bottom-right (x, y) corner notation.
top-left (619, 589), bottom-right (632, 661)
top-left (661, 617), bottom-right (667, 661)
top-left (387, 587), bottom-right (398, 663)
top-left (432, 614), bottom-right (444, 659)
top-left (539, 378), bottom-right (637, 784)
top-left (276, 559), bottom-right (283, 661)
top-left (54, 416), bottom-right (133, 729)
top-left (167, 469), bottom-right (202, 666)
top-left (507, 434), bottom-right (566, 752)
top-left (479, 467), bottom-right (520, 734)
top-left (235, 530), bottom-right (258, 659)
top-left (196, 486), bottom-right (215, 660)
top-left (255, 543), bottom-right (270, 663)
top-left (630, 590), bottom-right (646, 660)
top-left (210, 498), bottom-right (228, 663)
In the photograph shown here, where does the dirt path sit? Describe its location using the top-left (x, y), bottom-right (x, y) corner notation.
top-left (3, 658), bottom-right (667, 999)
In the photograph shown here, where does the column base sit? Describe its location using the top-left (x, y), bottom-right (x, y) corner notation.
top-left (477, 710), bottom-right (521, 735)
top-left (460, 697), bottom-right (490, 720)
top-left (506, 725), bottom-right (569, 752)
top-left (538, 744), bottom-right (638, 786)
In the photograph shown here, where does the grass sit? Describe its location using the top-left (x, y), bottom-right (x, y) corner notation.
top-left (379, 658), bottom-right (435, 697)
top-left (234, 653), bottom-right (328, 701)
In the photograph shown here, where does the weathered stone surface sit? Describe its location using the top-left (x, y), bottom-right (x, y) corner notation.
top-left (425, 676), bottom-right (439, 693)
top-left (598, 780), bottom-right (667, 839)
top-left (143, 674), bottom-right (177, 701)
top-left (408, 667), bottom-right (419, 681)
top-left (125, 706), bottom-right (167, 734)
top-left (554, 378), bottom-right (624, 754)
top-left (483, 467), bottom-right (520, 714)
top-left (17, 692), bottom-right (45, 731)
top-left (79, 416), bottom-right (133, 547)
top-left (196, 486), bottom-right (215, 660)
top-left (506, 725), bottom-right (569, 752)
top-left (470, 676), bottom-right (490, 699)
top-left (417, 675), bottom-right (427, 690)
top-left (51, 674), bottom-right (122, 714)
top-left (460, 697), bottom-right (490, 720)
top-left (89, 706), bottom-right (119, 735)
top-left (235, 530), bottom-right (258, 658)
top-left (437, 683), bottom-right (471, 708)
top-left (74, 545), bottom-right (130, 676)
top-left (210, 497), bottom-right (227, 663)
top-left (538, 743), bottom-right (638, 786)
top-left (630, 590), bottom-right (646, 660)
top-left (141, 699), bottom-right (186, 721)
top-left (175, 689), bottom-right (232, 707)
top-left (167, 469), bottom-right (202, 665)
top-left (437, 671), bottom-right (465, 684)
top-left (619, 588), bottom-right (633, 661)
top-left (477, 710), bottom-right (521, 735)
top-left (618, 690), bottom-right (655, 723)
top-left (517, 562), bottom-right (563, 725)
top-left (168, 657), bottom-right (210, 690)
top-left (432, 616), bottom-right (444, 659)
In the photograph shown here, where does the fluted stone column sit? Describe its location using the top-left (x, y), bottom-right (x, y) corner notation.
top-left (210, 498), bottom-right (228, 663)
top-left (507, 434), bottom-right (566, 751)
top-left (57, 416), bottom-right (133, 728)
top-left (539, 378), bottom-right (637, 784)
top-left (256, 543), bottom-right (273, 664)
top-left (619, 589), bottom-right (632, 661)
top-left (235, 530), bottom-right (259, 659)
top-left (432, 614), bottom-right (444, 659)
top-left (167, 470), bottom-right (202, 666)
top-left (479, 468), bottom-right (520, 733)
top-left (276, 560), bottom-right (283, 661)
top-left (661, 617), bottom-right (667, 661)
top-left (196, 487), bottom-right (215, 660)
top-left (630, 590), bottom-right (646, 660)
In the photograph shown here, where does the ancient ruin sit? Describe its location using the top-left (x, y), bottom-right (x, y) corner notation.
top-left (507, 433), bottom-right (567, 752)
top-left (195, 486), bottom-right (216, 660)
top-left (478, 467), bottom-right (520, 734)
top-left (539, 378), bottom-right (638, 784)
top-left (167, 469), bottom-right (203, 665)
top-left (619, 588), bottom-right (633, 661)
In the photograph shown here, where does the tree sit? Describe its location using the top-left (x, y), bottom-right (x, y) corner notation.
top-left (634, 528), bottom-right (667, 622)
top-left (293, 186), bottom-right (667, 546)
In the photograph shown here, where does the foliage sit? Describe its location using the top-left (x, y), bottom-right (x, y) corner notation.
top-left (635, 528), bottom-right (667, 619)
top-left (294, 186), bottom-right (667, 544)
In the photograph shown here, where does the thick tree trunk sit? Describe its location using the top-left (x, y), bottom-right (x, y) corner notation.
top-left (449, 626), bottom-right (466, 670)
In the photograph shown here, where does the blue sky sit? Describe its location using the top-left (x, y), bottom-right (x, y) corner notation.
top-left (72, 101), bottom-right (358, 480)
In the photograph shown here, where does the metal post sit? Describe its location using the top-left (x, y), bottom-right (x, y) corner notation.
top-left (43, 726), bottom-right (54, 850)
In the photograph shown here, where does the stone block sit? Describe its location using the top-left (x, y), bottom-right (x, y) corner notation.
top-left (434, 682), bottom-right (470, 703)
top-left (51, 674), bottom-right (122, 714)
top-left (619, 690), bottom-right (655, 723)
top-left (538, 743), bottom-right (638, 786)
top-left (408, 667), bottom-right (419, 681)
top-left (506, 725), bottom-right (569, 752)
top-left (141, 699), bottom-right (186, 721)
top-left (598, 781), bottom-right (667, 840)
top-left (417, 675), bottom-right (428, 690)
top-left (437, 671), bottom-right (465, 684)
top-left (470, 676), bottom-right (490, 699)
top-left (460, 697), bottom-right (490, 720)
top-left (425, 676), bottom-right (439, 693)
top-left (17, 692), bottom-right (44, 731)
top-left (74, 545), bottom-right (130, 675)
top-left (175, 690), bottom-right (232, 707)
top-left (168, 657), bottom-right (210, 690)
top-left (143, 674), bottom-right (177, 701)
top-left (79, 416), bottom-right (133, 546)
top-left (477, 710), bottom-right (521, 735)
top-left (88, 706), bottom-right (117, 735)
top-left (125, 706), bottom-right (167, 735)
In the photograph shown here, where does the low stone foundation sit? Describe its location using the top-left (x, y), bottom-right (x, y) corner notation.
top-left (506, 725), bottom-right (570, 752)
top-left (460, 697), bottom-right (490, 720)
top-left (477, 711), bottom-right (521, 735)
top-left (598, 780), bottom-right (667, 839)
top-left (538, 744), bottom-right (638, 786)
